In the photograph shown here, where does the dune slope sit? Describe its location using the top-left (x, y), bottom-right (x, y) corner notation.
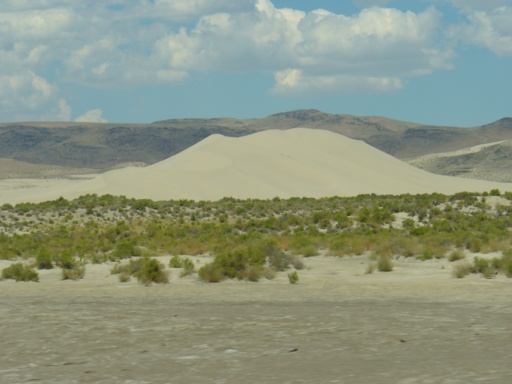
top-left (24, 128), bottom-right (507, 202)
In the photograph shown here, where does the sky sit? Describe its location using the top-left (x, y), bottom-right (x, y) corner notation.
top-left (0, 0), bottom-right (511, 126)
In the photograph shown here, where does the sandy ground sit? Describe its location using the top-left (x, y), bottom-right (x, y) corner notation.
top-left (1, 255), bottom-right (512, 384)
top-left (1, 128), bottom-right (512, 204)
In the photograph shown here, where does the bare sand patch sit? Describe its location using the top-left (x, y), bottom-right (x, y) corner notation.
top-left (1, 128), bottom-right (512, 204)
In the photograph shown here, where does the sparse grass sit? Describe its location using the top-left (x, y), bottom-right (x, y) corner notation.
top-left (2, 263), bottom-right (39, 282)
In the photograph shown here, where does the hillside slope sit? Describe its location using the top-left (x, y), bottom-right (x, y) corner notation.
top-left (410, 139), bottom-right (512, 182)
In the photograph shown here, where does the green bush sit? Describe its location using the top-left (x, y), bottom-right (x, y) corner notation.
top-left (198, 263), bottom-right (224, 283)
top-left (111, 258), bottom-right (143, 276)
top-left (241, 265), bottom-right (266, 282)
top-left (418, 249), bottom-right (434, 261)
top-left (2, 263), bottom-right (39, 282)
top-left (55, 251), bottom-right (76, 269)
top-left (198, 239), bottom-right (285, 282)
top-left (472, 257), bottom-right (489, 274)
top-left (267, 248), bottom-right (291, 271)
top-left (134, 258), bottom-right (169, 285)
top-left (180, 258), bottom-right (195, 277)
top-left (169, 255), bottom-right (184, 268)
top-left (112, 240), bottom-right (141, 260)
top-left (62, 264), bottom-right (85, 280)
top-left (288, 271), bottom-right (299, 284)
top-left (35, 249), bottom-right (53, 270)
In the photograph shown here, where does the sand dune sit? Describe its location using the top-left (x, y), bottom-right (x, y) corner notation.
top-left (1, 128), bottom-right (512, 203)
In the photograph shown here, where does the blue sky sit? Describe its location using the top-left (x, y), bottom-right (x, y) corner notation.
top-left (0, 0), bottom-right (511, 126)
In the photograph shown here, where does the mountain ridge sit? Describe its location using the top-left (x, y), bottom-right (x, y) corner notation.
top-left (0, 110), bottom-right (511, 180)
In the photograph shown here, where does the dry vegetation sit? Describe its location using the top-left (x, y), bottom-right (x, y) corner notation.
top-left (1, 190), bottom-right (512, 283)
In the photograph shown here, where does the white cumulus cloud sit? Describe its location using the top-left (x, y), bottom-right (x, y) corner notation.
top-left (0, 71), bottom-right (58, 120)
top-left (451, 6), bottom-right (512, 56)
top-left (0, 0), bottom-right (509, 120)
top-left (155, 1), bottom-right (450, 93)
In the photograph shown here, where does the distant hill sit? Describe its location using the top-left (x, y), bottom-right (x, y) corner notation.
top-left (0, 110), bottom-right (511, 180)
top-left (409, 139), bottom-right (512, 182)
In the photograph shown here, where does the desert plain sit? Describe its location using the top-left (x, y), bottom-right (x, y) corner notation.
top-left (2, 253), bottom-right (512, 384)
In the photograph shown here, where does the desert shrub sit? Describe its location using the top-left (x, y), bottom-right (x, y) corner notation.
top-left (198, 263), bottom-right (224, 283)
top-left (91, 253), bottom-right (107, 264)
top-left (62, 264), bottom-right (85, 280)
top-left (169, 255), bottom-right (184, 268)
top-left (452, 261), bottom-right (472, 278)
top-left (480, 254), bottom-right (512, 278)
top-left (35, 249), bottom-right (53, 269)
top-left (111, 261), bottom-right (134, 282)
top-left (328, 238), bottom-right (349, 256)
top-left (504, 260), bottom-right (512, 278)
top-left (134, 258), bottom-right (169, 285)
top-left (180, 258), bottom-right (195, 277)
top-left (418, 245), bottom-right (446, 261)
top-left (267, 248), bottom-right (291, 271)
top-left (55, 251), bottom-right (76, 269)
top-left (482, 267), bottom-right (497, 279)
top-left (466, 238), bottom-right (482, 253)
top-left (198, 239), bottom-right (290, 282)
top-left (289, 235), bottom-right (319, 257)
top-left (472, 257), bottom-right (489, 274)
top-left (112, 240), bottom-right (141, 260)
top-left (241, 265), bottom-right (266, 282)
top-left (377, 255), bottom-right (393, 272)
top-left (1, 263), bottom-right (39, 282)
top-left (417, 249), bottom-right (434, 261)
top-left (111, 258), bottom-right (143, 276)
top-left (448, 250), bottom-right (465, 262)
top-left (288, 271), bottom-right (299, 284)
top-left (110, 262), bottom-right (125, 275)
top-left (212, 251), bottom-right (254, 280)
top-left (499, 252), bottom-right (512, 277)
